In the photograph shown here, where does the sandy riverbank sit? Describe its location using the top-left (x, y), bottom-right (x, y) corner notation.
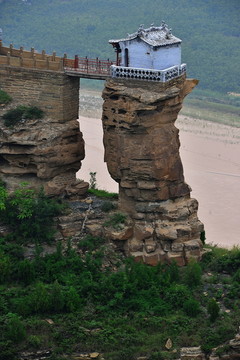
top-left (77, 92), bottom-right (240, 248)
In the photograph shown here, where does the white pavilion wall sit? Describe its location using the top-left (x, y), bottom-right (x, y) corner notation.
top-left (119, 40), bottom-right (181, 70)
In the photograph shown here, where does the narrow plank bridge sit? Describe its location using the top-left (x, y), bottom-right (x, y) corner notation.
top-left (0, 41), bottom-right (116, 80)
top-left (64, 56), bottom-right (116, 79)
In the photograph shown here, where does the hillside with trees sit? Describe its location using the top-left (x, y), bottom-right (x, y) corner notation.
top-left (0, 183), bottom-right (240, 360)
top-left (0, 0), bottom-right (239, 96)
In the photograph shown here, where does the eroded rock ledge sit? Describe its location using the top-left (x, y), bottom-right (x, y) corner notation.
top-left (102, 76), bottom-right (204, 265)
top-left (0, 113), bottom-right (85, 196)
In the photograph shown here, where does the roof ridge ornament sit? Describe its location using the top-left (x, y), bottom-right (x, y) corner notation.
top-left (138, 24), bottom-right (144, 35)
top-left (160, 20), bottom-right (168, 30)
top-left (166, 28), bottom-right (172, 39)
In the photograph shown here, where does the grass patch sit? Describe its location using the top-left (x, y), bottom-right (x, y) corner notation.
top-left (88, 188), bottom-right (118, 199)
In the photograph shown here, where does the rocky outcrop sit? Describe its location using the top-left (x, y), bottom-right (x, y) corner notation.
top-left (102, 76), bottom-right (204, 265)
top-left (180, 347), bottom-right (206, 360)
top-left (209, 328), bottom-right (240, 360)
top-left (179, 327), bottom-right (240, 360)
top-left (0, 110), bottom-right (85, 196)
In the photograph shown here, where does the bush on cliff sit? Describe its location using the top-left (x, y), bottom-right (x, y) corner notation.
top-left (2, 105), bottom-right (44, 127)
top-left (0, 183), bottom-right (63, 244)
top-left (0, 90), bottom-right (12, 105)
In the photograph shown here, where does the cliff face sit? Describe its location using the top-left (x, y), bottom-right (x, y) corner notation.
top-left (102, 76), bottom-right (204, 265)
top-left (0, 113), bottom-right (85, 195)
top-left (0, 66), bottom-right (86, 196)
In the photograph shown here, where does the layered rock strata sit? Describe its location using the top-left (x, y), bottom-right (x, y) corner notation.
top-left (0, 66), bottom-right (86, 196)
top-left (102, 76), bottom-right (204, 265)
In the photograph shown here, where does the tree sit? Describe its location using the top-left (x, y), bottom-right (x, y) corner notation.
top-left (207, 298), bottom-right (220, 322)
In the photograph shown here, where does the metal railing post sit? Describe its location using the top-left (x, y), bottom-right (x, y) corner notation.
top-left (74, 55), bottom-right (79, 70)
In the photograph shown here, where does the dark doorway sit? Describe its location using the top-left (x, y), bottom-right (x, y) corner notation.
top-left (124, 48), bottom-right (129, 67)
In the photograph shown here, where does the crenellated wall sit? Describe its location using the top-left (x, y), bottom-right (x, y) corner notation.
top-left (0, 40), bottom-right (65, 71)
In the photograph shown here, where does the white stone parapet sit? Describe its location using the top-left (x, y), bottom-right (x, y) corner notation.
top-left (110, 63), bottom-right (186, 82)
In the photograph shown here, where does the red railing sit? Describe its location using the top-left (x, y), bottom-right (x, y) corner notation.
top-left (64, 56), bottom-right (116, 75)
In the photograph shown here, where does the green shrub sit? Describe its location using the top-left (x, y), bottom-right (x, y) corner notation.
top-left (0, 183), bottom-right (63, 244)
top-left (167, 261), bottom-right (180, 283)
top-left (0, 340), bottom-right (17, 360)
top-left (2, 105), bottom-right (44, 127)
top-left (207, 246), bottom-right (240, 274)
top-left (78, 235), bottom-right (105, 251)
top-left (207, 298), bottom-right (220, 322)
top-left (29, 282), bottom-right (51, 313)
top-left (50, 280), bottom-right (65, 312)
top-left (0, 183), bottom-right (7, 211)
top-left (17, 259), bottom-right (36, 285)
top-left (164, 284), bottom-right (191, 308)
top-left (0, 296), bottom-right (8, 315)
top-left (65, 286), bottom-right (81, 312)
top-left (89, 171), bottom-right (97, 189)
top-left (0, 252), bottom-right (11, 283)
top-left (184, 260), bottom-right (202, 288)
top-left (200, 230), bottom-right (206, 244)
top-left (0, 90), bottom-right (12, 105)
top-left (104, 212), bottom-right (127, 229)
top-left (101, 200), bottom-right (116, 212)
top-left (6, 313), bottom-right (26, 343)
top-left (28, 335), bottom-right (42, 348)
top-left (183, 298), bottom-right (200, 317)
top-left (232, 268), bottom-right (240, 282)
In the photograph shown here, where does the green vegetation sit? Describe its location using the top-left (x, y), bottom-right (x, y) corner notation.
top-left (104, 212), bottom-right (127, 229)
top-left (89, 171), bottom-right (97, 189)
top-left (2, 105), bottom-right (44, 127)
top-left (0, 184), bottom-right (240, 360)
top-left (207, 298), bottom-right (220, 323)
top-left (0, 0), bottom-right (239, 97)
top-left (0, 183), bottom-right (63, 244)
top-left (88, 188), bottom-right (118, 199)
top-left (0, 236), bottom-right (240, 359)
top-left (0, 89), bottom-right (12, 105)
top-left (100, 200), bottom-right (116, 213)
top-left (0, 188), bottom-right (240, 359)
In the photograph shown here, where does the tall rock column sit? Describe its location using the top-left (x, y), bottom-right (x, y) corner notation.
top-left (102, 76), bottom-right (204, 266)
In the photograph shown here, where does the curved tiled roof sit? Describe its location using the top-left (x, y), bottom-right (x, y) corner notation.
top-left (109, 22), bottom-right (181, 47)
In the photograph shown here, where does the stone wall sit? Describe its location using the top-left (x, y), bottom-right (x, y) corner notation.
top-left (0, 64), bottom-right (85, 196)
top-left (0, 65), bottom-right (79, 121)
top-left (102, 75), bottom-right (204, 265)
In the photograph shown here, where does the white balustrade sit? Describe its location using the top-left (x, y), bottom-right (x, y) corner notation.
top-left (110, 64), bottom-right (186, 83)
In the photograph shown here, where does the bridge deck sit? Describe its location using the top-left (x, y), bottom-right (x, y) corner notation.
top-left (64, 69), bottom-right (111, 80)
top-left (63, 56), bottom-right (115, 80)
